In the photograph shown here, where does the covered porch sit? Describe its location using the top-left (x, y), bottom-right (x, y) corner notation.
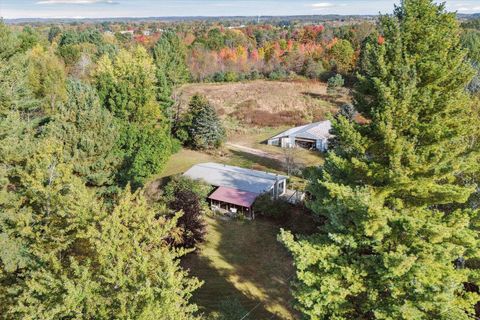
top-left (208, 186), bottom-right (258, 218)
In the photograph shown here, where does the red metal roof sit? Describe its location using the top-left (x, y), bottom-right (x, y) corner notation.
top-left (208, 186), bottom-right (259, 208)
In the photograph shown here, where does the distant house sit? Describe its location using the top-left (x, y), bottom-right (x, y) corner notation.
top-left (183, 162), bottom-right (287, 216)
top-left (267, 120), bottom-right (332, 152)
top-left (119, 30), bottom-right (134, 36)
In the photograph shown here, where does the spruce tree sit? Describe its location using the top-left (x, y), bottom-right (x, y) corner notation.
top-left (280, 1), bottom-right (480, 319)
top-left (178, 94), bottom-right (225, 150)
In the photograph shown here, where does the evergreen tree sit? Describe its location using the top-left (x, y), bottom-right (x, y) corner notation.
top-left (0, 21), bottom-right (20, 60)
top-left (0, 50), bottom-right (38, 114)
top-left (49, 79), bottom-right (122, 190)
top-left (95, 46), bottom-right (162, 124)
top-left (280, 1), bottom-right (480, 319)
top-left (177, 94), bottom-right (225, 150)
top-left (89, 187), bottom-right (202, 319)
top-left (95, 46), bottom-right (174, 186)
top-left (0, 114), bottom-right (201, 319)
top-left (48, 25), bottom-right (61, 43)
top-left (153, 30), bottom-right (190, 113)
top-left (0, 115), bottom-right (103, 318)
top-left (0, 22), bottom-right (39, 114)
top-left (18, 26), bottom-right (42, 53)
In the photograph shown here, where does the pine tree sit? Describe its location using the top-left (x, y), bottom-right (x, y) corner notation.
top-left (26, 45), bottom-right (67, 113)
top-left (280, 1), bottom-right (480, 319)
top-left (153, 30), bottom-right (190, 113)
top-left (49, 79), bottom-right (122, 190)
top-left (0, 23), bottom-right (39, 114)
top-left (0, 115), bottom-right (103, 318)
top-left (89, 187), bottom-right (202, 319)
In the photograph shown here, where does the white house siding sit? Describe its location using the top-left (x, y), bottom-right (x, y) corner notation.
top-left (268, 121), bottom-right (333, 152)
top-left (316, 138), bottom-right (328, 152)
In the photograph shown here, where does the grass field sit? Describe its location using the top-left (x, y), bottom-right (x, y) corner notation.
top-left (177, 79), bottom-right (347, 115)
top-left (182, 216), bottom-right (312, 319)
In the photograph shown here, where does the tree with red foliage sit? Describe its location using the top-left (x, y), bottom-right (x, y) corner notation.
top-left (168, 189), bottom-right (207, 249)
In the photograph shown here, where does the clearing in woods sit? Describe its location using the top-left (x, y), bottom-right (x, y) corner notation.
top-left (156, 80), bottom-right (336, 319)
top-left (175, 79), bottom-right (348, 127)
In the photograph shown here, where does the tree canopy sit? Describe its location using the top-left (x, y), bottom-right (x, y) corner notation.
top-left (280, 1), bottom-right (480, 319)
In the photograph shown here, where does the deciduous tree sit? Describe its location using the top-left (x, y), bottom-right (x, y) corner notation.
top-left (26, 45), bottom-right (67, 112)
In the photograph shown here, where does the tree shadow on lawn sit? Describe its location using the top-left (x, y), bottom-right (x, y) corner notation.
top-left (182, 217), bottom-right (299, 319)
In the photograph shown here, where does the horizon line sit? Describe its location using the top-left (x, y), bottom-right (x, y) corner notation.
top-left (3, 12), bottom-right (479, 21)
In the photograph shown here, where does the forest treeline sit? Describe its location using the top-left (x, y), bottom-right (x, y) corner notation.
top-left (1, 0), bottom-right (480, 318)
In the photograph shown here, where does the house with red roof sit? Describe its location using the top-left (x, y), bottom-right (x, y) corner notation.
top-left (183, 163), bottom-right (287, 217)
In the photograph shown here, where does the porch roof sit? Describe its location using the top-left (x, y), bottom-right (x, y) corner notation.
top-left (208, 186), bottom-right (259, 208)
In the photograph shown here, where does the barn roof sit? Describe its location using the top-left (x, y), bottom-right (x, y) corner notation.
top-left (183, 162), bottom-right (287, 194)
top-left (208, 186), bottom-right (258, 208)
top-left (270, 120), bottom-right (332, 141)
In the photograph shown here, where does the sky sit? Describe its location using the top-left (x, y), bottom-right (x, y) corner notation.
top-left (1, 0), bottom-right (480, 19)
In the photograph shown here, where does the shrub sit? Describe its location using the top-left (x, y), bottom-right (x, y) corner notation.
top-left (213, 71), bottom-right (226, 82)
top-left (338, 103), bottom-right (356, 121)
top-left (224, 71), bottom-right (238, 82)
top-left (268, 68), bottom-right (288, 80)
top-left (249, 70), bottom-right (262, 80)
top-left (253, 193), bottom-right (291, 221)
top-left (303, 58), bottom-right (325, 79)
top-left (327, 73), bottom-right (344, 94)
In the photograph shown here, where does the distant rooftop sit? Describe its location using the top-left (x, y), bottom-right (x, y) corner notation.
top-left (270, 120), bottom-right (332, 141)
top-left (183, 162), bottom-right (287, 194)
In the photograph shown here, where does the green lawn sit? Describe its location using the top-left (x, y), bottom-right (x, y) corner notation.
top-left (182, 216), bottom-right (301, 319)
top-left (155, 128), bottom-right (321, 319)
top-left (156, 126), bottom-right (324, 180)
top-left (228, 126), bottom-right (325, 168)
